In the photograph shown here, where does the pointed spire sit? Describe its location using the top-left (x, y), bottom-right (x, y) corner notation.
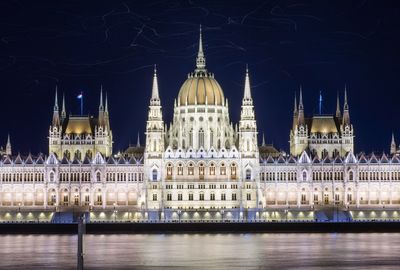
top-left (52, 86), bottom-right (60, 126)
top-left (61, 93), bottom-right (66, 120)
top-left (54, 86), bottom-right (59, 111)
top-left (136, 132), bottom-right (141, 147)
top-left (99, 85), bottom-right (104, 111)
top-left (150, 64), bottom-right (160, 106)
top-left (391, 132), bottom-right (397, 155)
top-left (342, 84), bottom-right (350, 126)
top-left (262, 133), bottom-right (266, 146)
top-left (298, 85), bottom-right (304, 110)
top-left (344, 84), bottom-right (349, 111)
top-left (105, 92), bottom-right (109, 113)
top-left (298, 86), bottom-right (305, 126)
top-left (243, 64), bottom-right (252, 101)
top-left (195, 25), bottom-right (206, 71)
top-left (6, 134), bottom-right (11, 156)
top-left (336, 91), bottom-right (341, 118)
top-left (293, 92), bottom-right (298, 114)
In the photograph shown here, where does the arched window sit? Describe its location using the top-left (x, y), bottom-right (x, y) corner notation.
top-left (302, 171), bottom-right (307, 181)
top-left (96, 172), bottom-right (101, 182)
top-left (198, 128), bottom-right (204, 148)
top-left (188, 163), bottom-right (194, 175)
top-left (217, 139), bottom-right (221, 149)
top-left (225, 140), bottom-right (230, 149)
top-left (152, 169), bottom-right (158, 181)
top-left (49, 172), bottom-right (54, 182)
top-left (189, 129), bottom-right (193, 147)
top-left (245, 169), bottom-right (251, 180)
top-left (230, 163), bottom-right (237, 178)
top-left (64, 150), bottom-right (70, 160)
top-left (182, 139), bottom-right (186, 149)
top-left (210, 129), bottom-right (214, 147)
top-left (75, 150), bottom-right (81, 160)
top-left (349, 171), bottom-right (354, 181)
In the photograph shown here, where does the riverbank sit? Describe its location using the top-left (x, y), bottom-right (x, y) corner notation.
top-left (1, 221), bottom-right (399, 234)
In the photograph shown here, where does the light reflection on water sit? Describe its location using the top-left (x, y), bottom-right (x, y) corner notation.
top-left (0, 233), bottom-right (399, 269)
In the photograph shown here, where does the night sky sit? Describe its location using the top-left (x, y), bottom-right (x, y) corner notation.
top-left (0, 0), bottom-right (399, 155)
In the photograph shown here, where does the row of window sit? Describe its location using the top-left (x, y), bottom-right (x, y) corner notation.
top-left (164, 184), bottom-right (240, 189)
top-left (1, 173), bottom-right (44, 182)
top-left (153, 193), bottom-right (252, 201)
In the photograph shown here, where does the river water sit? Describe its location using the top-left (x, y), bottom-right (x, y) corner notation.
top-left (0, 233), bottom-right (399, 269)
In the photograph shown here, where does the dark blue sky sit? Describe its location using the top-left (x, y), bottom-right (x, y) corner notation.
top-left (0, 0), bottom-right (399, 154)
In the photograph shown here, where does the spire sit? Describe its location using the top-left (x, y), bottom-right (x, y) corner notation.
top-left (99, 85), bottom-right (104, 112)
top-left (292, 92), bottom-right (298, 130)
top-left (61, 93), bottom-right (66, 120)
top-left (53, 86), bottom-right (59, 111)
top-left (298, 85), bottom-right (304, 110)
top-left (336, 91), bottom-right (341, 118)
top-left (391, 133), bottom-right (397, 155)
top-left (150, 64), bottom-right (160, 105)
top-left (52, 86), bottom-right (60, 126)
top-left (243, 64), bottom-right (252, 101)
top-left (298, 86), bottom-right (305, 126)
top-left (262, 133), bottom-right (266, 146)
top-left (195, 25), bottom-right (206, 71)
top-left (136, 132), bottom-right (141, 147)
top-left (6, 134), bottom-right (11, 156)
top-left (293, 92), bottom-right (298, 114)
top-left (342, 84), bottom-right (350, 126)
top-left (105, 92), bottom-right (109, 113)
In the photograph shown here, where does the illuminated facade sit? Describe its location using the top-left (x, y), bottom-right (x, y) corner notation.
top-left (0, 27), bottom-right (399, 221)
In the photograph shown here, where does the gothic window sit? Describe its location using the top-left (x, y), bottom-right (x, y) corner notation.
top-left (166, 164), bottom-right (173, 178)
top-left (199, 163), bottom-right (205, 176)
top-left (225, 140), bottom-right (230, 149)
top-left (230, 163), bottom-right (237, 178)
top-left (152, 169), bottom-right (158, 181)
top-left (96, 172), bottom-right (101, 182)
top-left (217, 139), bottom-right (221, 149)
top-left (322, 149), bottom-right (328, 159)
top-left (245, 169), bottom-right (251, 180)
top-left (210, 163), bottom-right (216, 175)
top-left (198, 128), bottom-right (204, 148)
top-left (302, 171), bottom-right (307, 181)
top-left (189, 129), bottom-right (193, 147)
top-left (210, 129), bottom-right (214, 147)
top-left (49, 172), bottom-right (54, 182)
top-left (220, 163), bottom-right (226, 175)
top-left (177, 163), bottom-right (183, 175)
top-left (188, 163), bottom-right (194, 175)
top-left (64, 150), bottom-right (70, 160)
top-left (86, 150), bottom-right (92, 159)
top-left (349, 171), bottom-right (354, 181)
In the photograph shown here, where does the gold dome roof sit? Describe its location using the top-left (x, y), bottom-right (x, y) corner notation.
top-left (178, 73), bottom-right (224, 106)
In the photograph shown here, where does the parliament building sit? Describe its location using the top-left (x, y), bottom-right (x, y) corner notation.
top-left (0, 28), bottom-right (399, 222)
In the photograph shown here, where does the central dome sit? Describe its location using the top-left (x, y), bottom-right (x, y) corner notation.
top-left (178, 73), bottom-right (224, 106)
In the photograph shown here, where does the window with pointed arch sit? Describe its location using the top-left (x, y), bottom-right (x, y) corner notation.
top-left (177, 163), bottom-right (183, 175)
top-left (198, 128), bottom-right (204, 148)
top-left (96, 172), bottom-right (101, 182)
top-left (152, 169), bottom-right (158, 181)
top-left (75, 150), bottom-right (81, 160)
top-left (245, 169), bottom-right (251, 180)
top-left (199, 163), bottom-right (205, 178)
top-left (189, 129), bottom-right (193, 147)
top-left (210, 129), bottom-right (214, 147)
top-left (230, 163), bottom-right (237, 179)
top-left (210, 163), bottom-right (216, 175)
top-left (188, 163), bottom-right (194, 175)
top-left (349, 171), bottom-right (354, 181)
top-left (166, 163), bottom-right (173, 179)
top-left (302, 171), bottom-right (307, 182)
top-left (49, 171), bottom-right (55, 182)
top-left (220, 163), bottom-right (226, 175)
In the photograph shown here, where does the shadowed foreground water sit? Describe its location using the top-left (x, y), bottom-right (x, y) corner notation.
top-left (0, 233), bottom-right (399, 269)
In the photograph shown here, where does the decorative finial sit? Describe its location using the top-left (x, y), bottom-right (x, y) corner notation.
top-left (195, 25), bottom-right (206, 71)
top-left (243, 64), bottom-right (252, 100)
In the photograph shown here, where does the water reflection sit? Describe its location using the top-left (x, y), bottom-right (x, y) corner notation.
top-left (0, 233), bottom-right (399, 269)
